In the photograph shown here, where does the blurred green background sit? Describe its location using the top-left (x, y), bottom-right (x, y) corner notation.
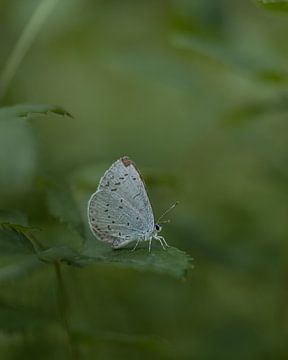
top-left (1, 0), bottom-right (288, 359)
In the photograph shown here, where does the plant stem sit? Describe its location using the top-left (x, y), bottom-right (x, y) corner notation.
top-left (0, 0), bottom-right (59, 101)
top-left (54, 261), bottom-right (79, 360)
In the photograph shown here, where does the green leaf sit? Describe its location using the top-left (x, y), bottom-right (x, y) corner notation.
top-left (0, 104), bottom-right (72, 121)
top-left (40, 243), bottom-right (193, 279)
top-left (0, 104), bottom-right (72, 198)
top-left (0, 210), bottom-right (28, 226)
top-left (0, 210), bottom-right (41, 253)
top-left (0, 212), bottom-right (41, 280)
top-left (0, 224), bottom-right (36, 255)
top-left (171, 34), bottom-right (288, 84)
top-left (0, 299), bottom-right (52, 333)
top-left (46, 180), bottom-right (86, 238)
top-left (0, 256), bottom-right (41, 283)
top-left (256, 0), bottom-right (288, 12)
top-left (106, 49), bottom-right (199, 92)
top-left (81, 246), bottom-right (193, 278)
top-left (37, 245), bottom-right (81, 264)
top-left (74, 329), bottom-right (168, 352)
top-left (224, 95), bottom-right (288, 125)
top-left (0, 119), bottom-right (36, 198)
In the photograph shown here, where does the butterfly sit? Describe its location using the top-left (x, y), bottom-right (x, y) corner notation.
top-left (87, 156), bottom-right (177, 251)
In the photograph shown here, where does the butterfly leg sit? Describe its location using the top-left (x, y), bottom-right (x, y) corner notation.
top-left (130, 239), bottom-right (140, 252)
top-left (159, 239), bottom-right (166, 250)
top-left (154, 235), bottom-right (169, 250)
top-left (155, 236), bottom-right (166, 250)
top-left (159, 236), bottom-right (170, 248)
top-left (148, 238), bottom-right (153, 252)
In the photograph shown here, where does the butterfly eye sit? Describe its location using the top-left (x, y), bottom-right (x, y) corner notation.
top-left (155, 224), bottom-right (161, 231)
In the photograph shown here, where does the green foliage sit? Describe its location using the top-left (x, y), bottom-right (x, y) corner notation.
top-left (37, 245), bottom-right (81, 264)
top-left (0, 101), bottom-right (191, 279)
top-left (0, 300), bottom-right (52, 333)
top-left (0, 210), bottom-right (28, 226)
top-left (0, 211), bottom-right (37, 255)
top-left (84, 246), bottom-right (192, 278)
top-left (0, 104), bottom-right (72, 200)
top-left (46, 180), bottom-right (86, 237)
top-left (0, 225), bottom-right (35, 255)
top-left (0, 118), bottom-right (36, 198)
top-left (256, 0), bottom-right (288, 12)
top-left (0, 177), bottom-right (191, 277)
top-left (38, 244), bottom-right (192, 278)
top-left (74, 330), bottom-right (168, 353)
top-left (0, 256), bottom-right (41, 283)
top-left (0, 104), bottom-right (72, 121)
top-left (2, 0), bottom-right (288, 359)
top-left (224, 95), bottom-right (288, 125)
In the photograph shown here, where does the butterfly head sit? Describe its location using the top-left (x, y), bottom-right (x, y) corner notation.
top-left (155, 223), bottom-right (162, 233)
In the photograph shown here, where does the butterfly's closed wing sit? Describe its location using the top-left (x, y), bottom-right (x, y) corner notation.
top-left (88, 157), bottom-right (155, 248)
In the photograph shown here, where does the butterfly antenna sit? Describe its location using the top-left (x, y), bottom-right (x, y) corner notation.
top-left (159, 219), bottom-right (171, 224)
top-left (157, 201), bottom-right (179, 224)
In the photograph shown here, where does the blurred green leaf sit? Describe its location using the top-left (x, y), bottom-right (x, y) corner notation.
top-left (224, 95), bottom-right (288, 125)
top-left (107, 49), bottom-right (199, 91)
top-left (37, 245), bottom-right (81, 264)
top-left (0, 210), bottom-right (28, 226)
top-left (0, 104), bottom-right (72, 121)
top-left (75, 329), bottom-right (168, 352)
top-left (171, 34), bottom-right (288, 83)
top-left (0, 300), bottom-right (53, 334)
top-left (256, 0), bottom-right (288, 12)
top-left (0, 224), bottom-right (36, 255)
top-left (46, 180), bottom-right (86, 238)
top-left (0, 119), bottom-right (36, 198)
top-left (0, 210), bottom-right (41, 252)
top-left (0, 104), bottom-right (72, 198)
top-left (0, 256), bottom-right (42, 283)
